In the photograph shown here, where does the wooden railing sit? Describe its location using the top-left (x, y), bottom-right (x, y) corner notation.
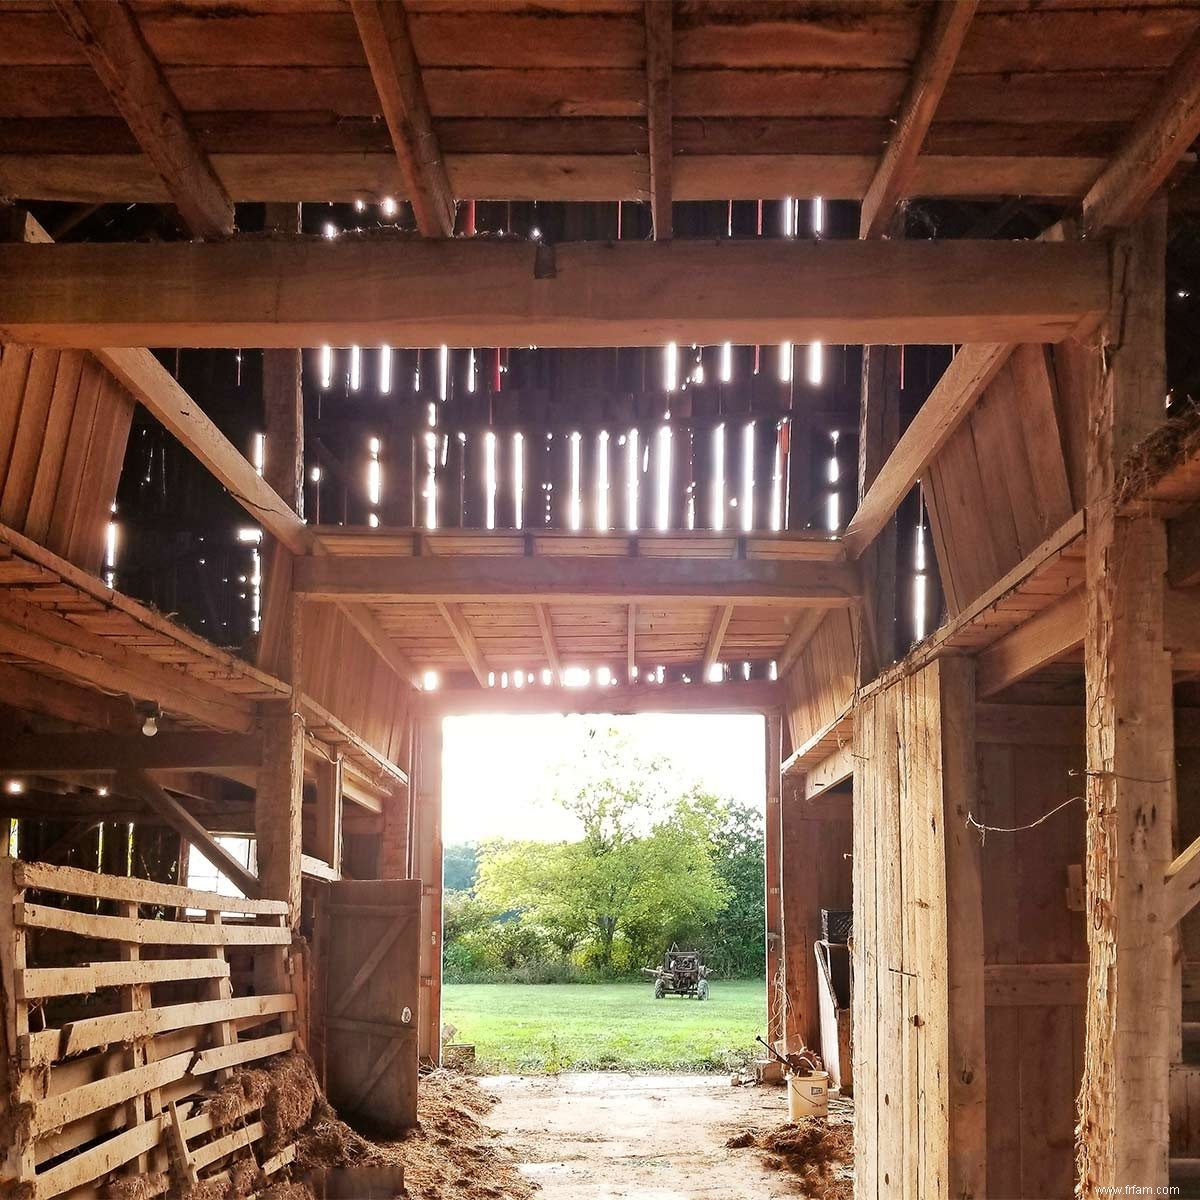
top-left (0, 860), bottom-right (299, 1199)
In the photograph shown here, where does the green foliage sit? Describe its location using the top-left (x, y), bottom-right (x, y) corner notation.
top-left (443, 842), bottom-right (479, 891)
top-left (442, 727), bottom-right (765, 983)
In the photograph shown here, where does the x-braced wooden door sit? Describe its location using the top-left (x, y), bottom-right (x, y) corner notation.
top-left (323, 878), bottom-right (422, 1132)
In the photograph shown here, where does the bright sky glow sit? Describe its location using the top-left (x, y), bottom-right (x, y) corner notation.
top-left (442, 713), bottom-right (766, 844)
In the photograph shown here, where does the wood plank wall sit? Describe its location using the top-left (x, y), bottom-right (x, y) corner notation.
top-left (922, 344), bottom-right (1084, 615)
top-left (299, 604), bottom-right (413, 765)
top-left (782, 610), bottom-right (858, 753)
top-left (853, 657), bottom-right (984, 1200)
top-left (0, 344), bottom-right (134, 574)
top-left (979, 724), bottom-right (1086, 1199)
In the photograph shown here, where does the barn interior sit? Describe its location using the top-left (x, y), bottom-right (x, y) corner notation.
top-left (1, 0), bottom-right (1200, 1196)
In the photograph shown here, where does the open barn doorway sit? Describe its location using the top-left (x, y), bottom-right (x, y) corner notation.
top-left (439, 712), bottom-right (768, 1077)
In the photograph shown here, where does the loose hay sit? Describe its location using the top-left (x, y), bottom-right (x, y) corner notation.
top-left (725, 1117), bottom-right (853, 1198)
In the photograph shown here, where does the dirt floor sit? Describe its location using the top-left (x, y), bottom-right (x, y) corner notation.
top-left (480, 1074), bottom-right (853, 1199)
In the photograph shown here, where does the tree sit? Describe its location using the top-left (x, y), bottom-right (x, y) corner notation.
top-left (702, 801), bottom-right (766, 977)
top-left (443, 842), bottom-right (479, 892)
top-left (476, 733), bottom-right (730, 969)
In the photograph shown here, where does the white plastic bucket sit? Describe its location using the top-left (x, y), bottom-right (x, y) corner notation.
top-left (787, 1070), bottom-right (830, 1121)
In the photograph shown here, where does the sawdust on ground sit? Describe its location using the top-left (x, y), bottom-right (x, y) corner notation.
top-left (725, 1113), bottom-right (853, 1199)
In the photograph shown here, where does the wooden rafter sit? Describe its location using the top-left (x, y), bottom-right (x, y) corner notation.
top-left (701, 604), bottom-right (734, 680)
top-left (436, 601), bottom-right (490, 687)
top-left (52, 0), bottom-right (233, 239)
top-left (336, 600), bottom-right (420, 687)
top-left (859, 0), bottom-right (978, 239)
top-left (16, 213), bottom-right (307, 555)
top-left (294, 555), bottom-right (860, 607)
top-left (776, 609), bottom-right (829, 677)
top-left (843, 342), bottom-right (1011, 560)
top-left (0, 239), bottom-right (1109, 350)
top-left (975, 588), bottom-right (1084, 697)
top-left (643, 0), bottom-right (673, 240)
top-left (534, 604), bottom-right (565, 686)
top-left (350, 0), bottom-right (456, 238)
top-left (844, 33), bottom-right (1200, 564)
top-left (1082, 27), bottom-right (1200, 237)
top-left (0, 591), bottom-right (255, 734)
top-left (114, 769), bottom-right (260, 898)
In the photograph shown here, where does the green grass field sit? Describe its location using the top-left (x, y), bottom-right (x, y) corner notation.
top-left (441, 979), bottom-right (766, 1073)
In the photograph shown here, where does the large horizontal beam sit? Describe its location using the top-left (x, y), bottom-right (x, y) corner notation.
top-left (0, 239), bottom-right (1109, 349)
top-left (0, 732), bottom-right (262, 773)
top-left (424, 679), bottom-right (781, 716)
top-left (293, 555), bottom-right (861, 606)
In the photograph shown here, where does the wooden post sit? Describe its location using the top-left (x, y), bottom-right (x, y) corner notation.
top-left (858, 344), bottom-right (902, 681)
top-left (256, 702), bottom-right (304, 926)
top-left (764, 712), bottom-right (784, 1045)
top-left (939, 655), bottom-right (987, 1199)
top-left (412, 717), bottom-right (443, 1065)
top-left (780, 775), bottom-right (820, 1052)
top-left (1077, 196), bottom-right (1176, 1195)
top-left (313, 750), bottom-right (343, 877)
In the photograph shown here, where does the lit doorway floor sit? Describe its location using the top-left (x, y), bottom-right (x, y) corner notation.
top-left (482, 1073), bottom-right (804, 1199)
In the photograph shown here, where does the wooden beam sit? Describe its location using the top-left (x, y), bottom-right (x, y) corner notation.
top-left (114, 768), bottom-right (260, 898)
top-left (96, 347), bottom-right (308, 554)
top-left (0, 732), bottom-right (262, 773)
top-left (349, 0), bottom-right (455, 238)
top-left (1169, 504), bottom-right (1200, 588)
top-left (0, 239), bottom-right (1110, 350)
top-left (1081, 28), bottom-right (1200, 237)
top-left (1077, 200), bottom-right (1173, 1196)
top-left (12, 212), bottom-right (308, 555)
top-left (0, 592), bottom-right (255, 734)
top-left (0, 661), bottom-right (135, 732)
top-left (437, 601), bottom-right (490, 688)
top-left (701, 604), bottom-right (734, 681)
top-left (51, 1), bottom-right (233, 239)
top-left (424, 679), bottom-right (780, 716)
top-left (858, 0), bottom-right (977, 239)
top-left (804, 740), bottom-right (854, 802)
top-left (843, 342), bottom-right (1013, 559)
top-left (975, 588), bottom-right (1085, 698)
top-left (776, 609), bottom-right (826, 677)
top-left (1163, 834), bottom-right (1200, 928)
top-left (534, 603), bottom-right (565, 686)
top-left (0, 150), bottom-right (1113, 209)
top-left (627, 603), bottom-right (637, 680)
top-left (643, 0), bottom-right (673, 240)
top-left (294, 554), bottom-right (861, 607)
top-left (336, 600), bottom-right (420, 687)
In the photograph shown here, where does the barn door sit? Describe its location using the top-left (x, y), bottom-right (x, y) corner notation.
top-left (323, 878), bottom-right (422, 1132)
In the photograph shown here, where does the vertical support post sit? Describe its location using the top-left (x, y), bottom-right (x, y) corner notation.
top-left (313, 750), bottom-right (343, 876)
top-left (1077, 197), bottom-right (1176, 1194)
top-left (764, 711), bottom-right (784, 1045)
top-left (413, 717), bottom-right (443, 1065)
top-left (939, 655), bottom-right (986, 1199)
top-left (858, 344), bottom-right (902, 681)
top-left (257, 702), bottom-right (305, 926)
top-left (780, 775), bottom-right (820, 1053)
top-left (0, 860), bottom-right (35, 1184)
